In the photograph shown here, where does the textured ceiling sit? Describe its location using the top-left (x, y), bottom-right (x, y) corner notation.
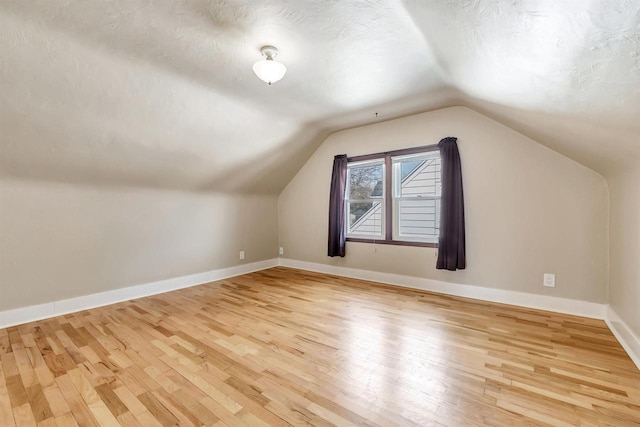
top-left (1, 0), bottom-right (639, 193)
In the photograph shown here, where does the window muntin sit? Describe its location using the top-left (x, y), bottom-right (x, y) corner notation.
top-left (345, 146), bottom-right (440, 246)
top-left (345, 160), bottom-right (385, 239)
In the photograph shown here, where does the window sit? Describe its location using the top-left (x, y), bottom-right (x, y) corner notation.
top-left (346, 145), bottom-right (441, 247)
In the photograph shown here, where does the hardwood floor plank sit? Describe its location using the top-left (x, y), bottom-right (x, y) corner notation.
top-left (136, 391), bottom-right (180, 427)
top-left (1, 267), bottom-right (639, 426)
top-left (42, 386), bottom-right (70, 418)
top-left (94, 383), bottom-right (129, 418)
top-left (12, 402), bottom-right (37, 427)
top-left (25, 383), bottom-right (53, 422)
top-left (0, 384), bottom-right (16, 427)
top-left (53, 413), bottom-right (78, 427)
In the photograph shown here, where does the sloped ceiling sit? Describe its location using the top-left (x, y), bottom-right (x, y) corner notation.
top-left (1, 0), bottom-right (638, 193)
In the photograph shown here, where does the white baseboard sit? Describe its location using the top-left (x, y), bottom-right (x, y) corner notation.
top-left (0, 259), bottom-right (279, 329)
top-left (605, 306), bottom-right (640, 371)
top-left (278, 258), bottom-right (607, 320)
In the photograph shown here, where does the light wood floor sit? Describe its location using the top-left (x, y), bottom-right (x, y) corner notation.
top-left (1, 267), bottom-right (639, 427)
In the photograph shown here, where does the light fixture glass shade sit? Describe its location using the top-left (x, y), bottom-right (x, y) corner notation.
top-left (252, 59), bottom-right (287, 85)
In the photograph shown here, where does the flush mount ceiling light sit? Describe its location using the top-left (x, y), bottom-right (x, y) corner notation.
top-left (252, 45), bottom-right (286, 85)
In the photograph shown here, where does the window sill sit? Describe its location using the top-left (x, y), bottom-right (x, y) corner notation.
top-left (346, 238), bottom-right (437, 248)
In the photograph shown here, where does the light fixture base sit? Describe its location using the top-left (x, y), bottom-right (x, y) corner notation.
top-left (260, 45), bottom-right (279, 60)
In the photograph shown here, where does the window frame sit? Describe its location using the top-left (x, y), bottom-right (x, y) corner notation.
top-left (345, 144), bottom-right (440, 248)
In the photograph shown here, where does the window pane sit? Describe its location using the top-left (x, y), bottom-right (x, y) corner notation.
top-left (401, 160), bottom-right (423, 180)
top-left (348, 163), bottom-right (383, 199)
top-left (399, 157), bottom-right (441, 197)
top-left (398, 198), bottom-right (440, 240)
top-left (348, 201), bottom-right (383, 236)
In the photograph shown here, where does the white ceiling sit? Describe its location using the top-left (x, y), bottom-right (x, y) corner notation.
top-left (1, 0), bottom-right (638, 193)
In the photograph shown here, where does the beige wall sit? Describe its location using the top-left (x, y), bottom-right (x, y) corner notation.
top-left (279, 107), bottom-right (609, 303)
top-left (0, 179), bottom-right (278, 311)
top-left (0, 107), bottom-right (619, 319)
top-left (608, 167), bottom-right (640, 336)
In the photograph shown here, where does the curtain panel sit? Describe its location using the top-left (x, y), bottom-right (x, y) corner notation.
top-left (437, 137), bottom-right (466, 270)
top-left (327, 154), bottom-right (348, 257)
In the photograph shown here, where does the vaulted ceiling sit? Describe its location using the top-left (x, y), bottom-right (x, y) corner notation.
top-left (1, 0), bottom-right (639, 193)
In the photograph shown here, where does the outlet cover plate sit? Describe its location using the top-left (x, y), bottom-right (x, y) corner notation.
top-left (543, 273), bottom-right (555, 287)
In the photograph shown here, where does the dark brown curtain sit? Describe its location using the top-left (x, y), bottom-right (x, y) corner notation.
top-left (437, 137), bottom-right (466, 270)
top-left (328, 154), bottom-right (348, 257)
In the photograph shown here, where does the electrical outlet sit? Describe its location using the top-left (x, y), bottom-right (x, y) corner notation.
top-left (543, 273), bottom-right (555, 288)
top-left (279, 247), bottom-right (284, 255)
top-left (239, 251), bottom-right (245, 260)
